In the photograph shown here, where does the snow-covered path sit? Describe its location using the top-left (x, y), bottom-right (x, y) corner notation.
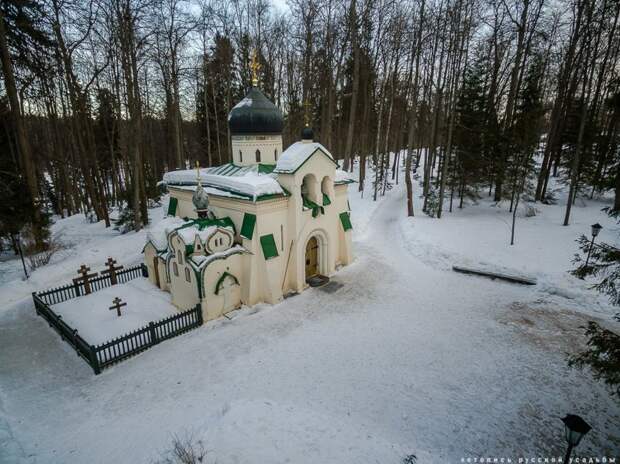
top-left (1, 182), bottom-right (619, 463)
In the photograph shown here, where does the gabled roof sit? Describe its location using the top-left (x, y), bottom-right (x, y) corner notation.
top-left (274, 142), bottom-right (338, 174)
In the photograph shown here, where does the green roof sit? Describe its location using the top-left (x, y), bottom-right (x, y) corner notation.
top-left (174, 217), bottom-right (236, 235)
top-left (260, 234), bottom-right (279, 260)
top-left (322, 193), bottom-right (331, 206)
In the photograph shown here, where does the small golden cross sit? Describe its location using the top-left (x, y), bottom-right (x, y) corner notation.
top-left (250, 50), bottom-right (261, 87)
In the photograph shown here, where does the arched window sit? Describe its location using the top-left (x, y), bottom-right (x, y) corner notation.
top-left (301, 173), bottom-right (319, 203)
top-left (239, 150), bottom-right (243, 163)
top-left (173, 262), bottom-right (179, 277)
top-left (185, 268), bottom-right (191, 282)
top-left (178, 249), bottom-right (183, 265)
top-left (321, 176), bottom-right (333, 206)
top-left (274, 149), bottom-right (278, 161)
top-left (255, 149), bottom-right (261, 162)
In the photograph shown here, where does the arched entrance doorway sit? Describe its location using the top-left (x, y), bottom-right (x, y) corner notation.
top-left (305, 236), bottom-right (319, 281)
top-left (216, 273), bottom-right (240, 313)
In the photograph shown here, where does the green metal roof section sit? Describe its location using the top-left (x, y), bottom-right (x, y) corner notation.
top-left (167, 197), bottom-right (178, 216)
top-left (240, 213), bottom-right (256, 240)
top-left (339, 212), bottom-right (353, 231)
top-left (171, 217), bottom-right (237, 244)
top-left (322, 193), bottom-right (331, 206)
top-left (260, 234), bottom-right (279, 260)
top-left (258, 163), bottom-right (276, 174)
top-left (214, 272), bottom-right (240, 295)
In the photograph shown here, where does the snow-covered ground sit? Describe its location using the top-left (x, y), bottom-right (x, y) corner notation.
top-left (0, 158), bottom-right (619, 463)
top-left (51, 278), bottom-right (177, 345)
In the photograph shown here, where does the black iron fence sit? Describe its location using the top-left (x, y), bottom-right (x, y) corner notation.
top-left (36, 265), bottom-right (147, 305)
top-left (32, 264), bottom-right (203, 374)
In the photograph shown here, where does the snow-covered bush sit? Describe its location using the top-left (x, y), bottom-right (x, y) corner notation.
top-left (424, 186), bottom-right (440, 218)
top-left (24, 233), bottom-right (65, 271)
top-left (114, 204), bottom-right (135, 234)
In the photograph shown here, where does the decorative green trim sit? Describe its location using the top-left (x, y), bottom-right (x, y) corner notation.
top-left (240, 213), bottom-right (256, 239)
top-left (322, 193), bottom-right (331, 206)
top-left (167, 197), bottom-right (178, 216)
top-left (302, 194), bottom-right (324, 218)
top-left (339, 212), bottom-right (353, 231)
top-left (214, 272), bottom-right (239, 295)
top-left (260, 234), bottom-right (279, 260)
top-left (274, 148), bottom-right (338, 174)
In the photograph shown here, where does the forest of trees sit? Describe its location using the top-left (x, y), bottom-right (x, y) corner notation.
top-left (1, 0), bottom-right (619, 251)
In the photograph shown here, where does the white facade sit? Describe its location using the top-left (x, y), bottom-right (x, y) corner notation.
top-left (144, 88), bottom-right (354, 323)
top-left (231, 135), bottom-right (283, 166)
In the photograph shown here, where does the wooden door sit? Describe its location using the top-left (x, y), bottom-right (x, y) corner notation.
top-left (305, 236), bottom-right (318, 280)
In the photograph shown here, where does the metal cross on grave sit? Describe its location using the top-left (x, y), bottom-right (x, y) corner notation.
top-left (101, 257), bottom-right (124, 285)
top-left (73, 264), bottom-right (98, 295)
top-left (109, 297), bottom-right (127, 317)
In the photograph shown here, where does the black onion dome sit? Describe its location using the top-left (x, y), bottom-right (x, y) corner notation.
top-left (301, 126), bottom-right (314, 140)
top-left (228, 87), bottom-right (284, 135)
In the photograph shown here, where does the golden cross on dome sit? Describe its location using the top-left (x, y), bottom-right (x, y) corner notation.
top-left (303, 100), bottom-right (312, 127)
top-left (250, 50), bottom-right (261, 87)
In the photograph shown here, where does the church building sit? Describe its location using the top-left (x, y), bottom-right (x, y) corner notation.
top-left (143, 59), bottom-right (354, 322)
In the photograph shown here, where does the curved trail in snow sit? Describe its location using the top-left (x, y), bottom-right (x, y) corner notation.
top-left (0, 183), bottom-right (618, 463)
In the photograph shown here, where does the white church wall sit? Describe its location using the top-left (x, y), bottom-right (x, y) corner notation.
top-left (143, 243), bottom-right (159, 287)
top-left (168, 235), bottom-right (201, 310)
top-left (201, 253), bottom-right (243, 321)
top-left (231, 135), bottom-right (283, 166)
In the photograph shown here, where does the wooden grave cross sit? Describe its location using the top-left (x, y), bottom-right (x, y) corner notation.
top-left (73, 264), bottom-right (98, 295)
top-left (109, 297), bottom-right (127, 317)
top-left (102, 257), bottom-right (124, 285)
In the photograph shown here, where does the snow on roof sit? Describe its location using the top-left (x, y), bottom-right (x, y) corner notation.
top-left (177, 225), bottom-right (219, 246)
top-left (335, 169), bottom-right (355, 184)
top-left (274, 142), bottom-right (337, 174)
top-left (146, 216), bottom-right (186, 250)
top-left (188, 245), bottom-right (246, 271)
top-left (162, 164), bottom-right (284, 201)
top-left (173, 218), bottom-right (235, 246)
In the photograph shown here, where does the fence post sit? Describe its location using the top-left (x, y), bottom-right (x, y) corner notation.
top-left (195, 304), bottom-right (203, 325)
top-left (149, 322), bottom-right (158, 345)
top-left (32, 292), bottom-right (39, 315)
top-left (73, 281), bottom-right (81, 297)
top-left (141, 263), bottom-right (149, 278)
top-left (89, 346), bottom-right (101, 375)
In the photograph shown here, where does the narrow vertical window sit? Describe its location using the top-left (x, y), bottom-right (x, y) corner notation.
top-left (256, 149), bottom-right (261, 162)
top-left (185, 268), bottom-right (191, 282)
top-left (173, 262), bottom-right (179, 277)
top-left (280, 225), bottom-right (284, 251)
top-left (274, 149), bottom-right (278, 161)
top-left (178, 249), bottom-right (183, 265)
top-left (239, 150), bottom-right (243, 163)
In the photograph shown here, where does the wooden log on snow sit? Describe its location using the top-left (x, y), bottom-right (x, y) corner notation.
top-left (452, 265), bottom-right (537, 286)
